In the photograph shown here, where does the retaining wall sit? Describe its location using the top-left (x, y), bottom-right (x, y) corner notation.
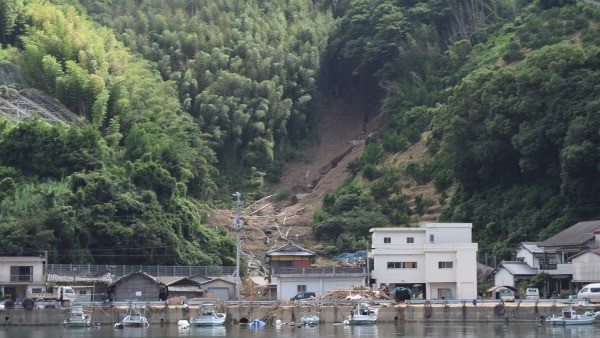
top-left (1, 302), bottom-right (597, 326)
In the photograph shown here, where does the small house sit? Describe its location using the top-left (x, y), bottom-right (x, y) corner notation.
top-left (200, 277), bottom-right (236, 300)
top-left (571, 248), bottom-right (600, 284)
top-left (492, 261), bottom-right (538, 288)
top-left (266, 242), bottom-right (315, 272)
top-left (108, 271), bottom-right (164, 302)
top-left (165, 277), bottom-right (204, 300)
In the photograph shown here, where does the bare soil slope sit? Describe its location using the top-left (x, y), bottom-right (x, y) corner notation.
top-left (206, 98), bottom-right (382, 273)
top-left (205, 98), bottom-right (445, 278)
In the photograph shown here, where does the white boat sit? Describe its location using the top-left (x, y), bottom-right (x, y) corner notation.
top-left (190, 304), bottom-right (226, 326)
top-left (177, 319), bottom-right (190, 330)
top-left (345, 303), bottom-right (379, 325)
top-left (63, 305), bottom-right (91, 327)
top-left (300, 314), bottom-right (320, 326)
top-left (122, 303), bottom-right (149, 327)
top-left (547, 306), bottom-right (598, 325)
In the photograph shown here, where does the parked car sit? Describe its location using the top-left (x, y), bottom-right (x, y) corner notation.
top-left (525, 288), bottom-right (540, 300)
top-left (290, 292), bottom-right (316, 301)
top-left (498, 288), bottom-right (515, 302)
top-left (577, 283), bottom-right (600, 303)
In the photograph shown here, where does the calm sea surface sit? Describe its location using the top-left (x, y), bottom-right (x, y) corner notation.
top-left (1, 323), bottom-right (599, 338)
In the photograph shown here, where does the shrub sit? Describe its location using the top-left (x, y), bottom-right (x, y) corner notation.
top-left (363, 164), bottom-right (384, 180)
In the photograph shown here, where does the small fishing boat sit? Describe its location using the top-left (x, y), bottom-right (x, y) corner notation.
top-left (344, 303), bottom-right (379, 325)
top-left (121, 303), bottom-right (149, 327)
top-left (64, 305), bottom-right (91, 327)
top-left (546, 306), bottom-right (598, 325)
top-left (190, 304), bottom-right (226, 326)
top-left (300, 314), bottom-right (320, 326)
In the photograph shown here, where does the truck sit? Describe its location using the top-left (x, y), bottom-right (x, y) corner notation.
top-left (26, 286), bottom-right (78, 306)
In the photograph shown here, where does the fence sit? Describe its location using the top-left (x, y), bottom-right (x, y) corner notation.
top-left (45, 264), bottom-right (235, 277)
top-left (272, 267), bottom-right (367, 275)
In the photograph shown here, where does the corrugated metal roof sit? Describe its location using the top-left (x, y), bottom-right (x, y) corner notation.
top-left (540, 220), bottom-right (600, 248)
top-left (47, 272), bottom-right (112, 284)
top-left (167, 286), bottom-right (203, 292)
top-left (499, 261), bottom-right (538, 276)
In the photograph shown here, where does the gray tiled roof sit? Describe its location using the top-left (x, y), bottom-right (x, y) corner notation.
top-left (520, 242), bottom-right (544, 254)
top-left (540, 220), bottom-right (600, 248)
top-left (499, 261), bottom-right (538, 276)
top-left (266, 242), bottom-right (315, 256)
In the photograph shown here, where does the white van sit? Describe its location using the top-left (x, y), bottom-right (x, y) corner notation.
top-left (577, 283), bottom-right (600, 303)
top-left (525, 288), bottom-right (540, 300)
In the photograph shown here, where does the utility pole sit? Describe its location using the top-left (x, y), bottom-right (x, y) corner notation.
top-left (232, 192), bottom-right (243, 300)
top-left (12, 99), bottom-right (24, 124)
top-left (366, 242), bottom-right (370, 288)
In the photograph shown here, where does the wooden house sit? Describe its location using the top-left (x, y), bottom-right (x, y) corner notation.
top-left (107, 271), bottom-right (164, 302)
top-left (165, 277), bottom-right (204, 300)
top-left (265, 242), bottom-right (315, 271)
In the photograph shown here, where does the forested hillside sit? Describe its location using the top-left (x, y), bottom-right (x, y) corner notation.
top-left (76, 0), bottom-right (333, 190)
top-left (315, 0), bottom-right (600, 258)
top-left (0, 0), bottom-right (599, 265)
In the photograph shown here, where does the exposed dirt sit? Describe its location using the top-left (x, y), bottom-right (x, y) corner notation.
top-left (206, 98), bottom-right (383, 275)
top-left (205, 97), bottom-right (445, 280)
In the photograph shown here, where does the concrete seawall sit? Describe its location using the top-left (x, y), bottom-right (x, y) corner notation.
top-left (1, 302), bottom-right (598, 326)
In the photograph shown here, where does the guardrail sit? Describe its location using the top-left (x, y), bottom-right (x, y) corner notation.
top-left (405, 298), bottom-right (576, 305)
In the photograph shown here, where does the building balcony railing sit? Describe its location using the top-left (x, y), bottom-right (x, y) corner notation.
top-left (272, 266), bottom-right (367, 276)
top-left (0, 274), bottom-right (43, 283)
top-left (539, 263), bottom-right (557, 270)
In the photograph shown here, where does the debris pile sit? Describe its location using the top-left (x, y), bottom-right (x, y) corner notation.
top-left (321, 286), bottom-right (393, 301)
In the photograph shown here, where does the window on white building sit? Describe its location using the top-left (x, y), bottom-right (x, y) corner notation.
top-left (384, 237), bottom-right (391, 243)
top-left (407, 237), bottom-right (414, 243)
top-left (79, 290), bottom-right (87, 295)
top-left (387, 262), bottom-right (418, 269)
top-left (429, 234), bottom-right (435, 243)
top-left (297, 285), bottom-right (307, 292)
top-left (438, 261), bottom-right (453, 269)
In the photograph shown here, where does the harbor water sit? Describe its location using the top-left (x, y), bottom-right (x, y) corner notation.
top-left (1, 322), bottom-right (599, 338)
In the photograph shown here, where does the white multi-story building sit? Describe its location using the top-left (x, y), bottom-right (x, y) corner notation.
top-left (370, 223), bottom-right (478, 300)
top-left (0, 256), bottom-right (47, 302)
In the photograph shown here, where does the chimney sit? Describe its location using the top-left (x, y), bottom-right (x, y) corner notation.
top-left (595, 229), bottom-right (600, 248)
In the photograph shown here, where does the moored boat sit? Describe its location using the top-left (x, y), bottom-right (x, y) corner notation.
top-left (122, 303), bottom-right (149, 327)
top-left (63, 305), bottom-right (91, 328)
top-left (189, 303), bottom-right (226, 326)
top-left (546, 306), bottom-right (598, 325)
top-left (345, 303), bottom-right (379, 325)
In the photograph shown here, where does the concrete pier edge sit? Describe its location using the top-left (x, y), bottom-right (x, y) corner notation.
top-left (1, 303), bottom-right (598, 326)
